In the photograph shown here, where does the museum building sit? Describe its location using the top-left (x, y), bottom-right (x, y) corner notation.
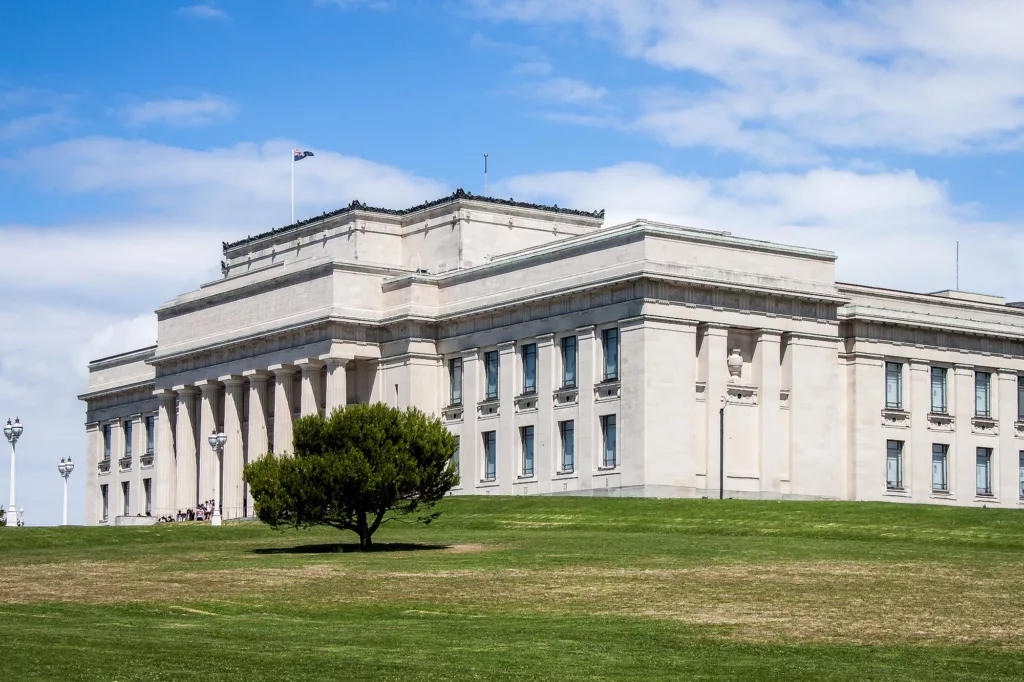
top-left (79, 190), bottom-right (1024, 524)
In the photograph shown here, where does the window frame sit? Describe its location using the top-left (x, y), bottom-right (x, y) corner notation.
top-left (123, 420), bottom-right (133, 458)
top-left (601, 414), bottom-right (617, 468)
top-left (452, 435), bottom-right (460, 478)
top-left (482, 431), bottom-right (497, 481)
top-left (144, 478), bottom-right (153, 515)
top-left (976, 447), bottom-right (993, 496)
top-left (145, 415), bottom-right (155, 454)
top-left (601, 328), bottom-right (619, 381)
top-left (559, 420), bottom-right (575, 473)
top-left (885, 362), bottom-right (903, 410)
top-left (484, 351), bottom-right (500, 401)
top-left (448, 357), bottom-right (463, 406)
top-left (100, 484), bottom-right (109, 522)
top-left (931, 443), bottom-right (949, 493)
top-left (886, 439), bottom-right (904, 490)
top-left (560, 336), bottom-right (577, 389)
top-left (975, 371), bottom-right (992, 418)
top-left (122, 481), bottom-right (130, 517)
top-left (1019, 450), bottom-right (1024, 501)
top-left (520, 425), bottom-right (535, 477)
top-left (1018, 376), bottom-right (1024, 422)
top-left (521, 343), bottom-right (537, 395)
top-left (102, 424), bottom-right (112, 462)
top-left (930, 366), bottom-right (948, 414)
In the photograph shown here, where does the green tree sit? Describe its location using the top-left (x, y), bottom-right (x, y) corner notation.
top-left (244, 403), bottom-right (459, 549)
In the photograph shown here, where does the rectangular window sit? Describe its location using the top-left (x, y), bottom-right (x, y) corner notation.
top-left (485, 351), bottom-right (499, 400)
top-left (885, 362), bottom-right (903, 409)
top-left (449, 358), bottom-right (463, 406)
top-left (482, 431), bottom-right (496, 481)
top-left (602, 328), bottom-right (619, 381)
top-left (1018, 377), bottom-right (1024, 421)
top-left (100, 484), bottom-right (109, 522)
top-left (145, 415), bottom-right (155, 454)
top-left (144, 478), bottom-right (152, 515)
top-left (977, 447), bottom-right (993, 496)
top-left (932, 444), bottom-right (949, 492)
top-left (886, 440), bottom-right (903, 490)
top-left (559, 420), bottom-right (575, 473)
top-left (522, 343), bottom-right (537, 394)
top-left (452, 435), bottom-right (460, 477)
top-left (1019, 451), bottom-right (1023, 500)
top-left (521, 426), bottom-right (535, 477)
top-left (601, 415), bottom-right (617, 468)
top-left (124, 420), bottom-right (133, 457)
top-left (561, 336), bottom-right (577, 388)
top-left (122, 481), bottom-right (130, 517)
top-left (931, 367), bottom-right (947, 413)
top-left (103, 424), bottom-right (112, 461)
top-left (975, 371), bottom-right (991, 417)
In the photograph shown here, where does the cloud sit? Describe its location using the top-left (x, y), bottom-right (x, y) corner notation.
top-left (176, 4), bottom-right (229, 20)
top-left (0, 87), bottom-right (74, 140)
top-left (528, 77), bottom-right (607, 104)
top-left (120, 95), bottom-right (236, 128)
top-left (313, 0), bottom-right (396, 10)
top-left (510, 61), bottom-right (553, 76)
top-left (472, 0), bottom-right (1024, 161)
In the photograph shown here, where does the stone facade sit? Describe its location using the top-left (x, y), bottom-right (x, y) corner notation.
top-left (79, 191), bottom-right (1024, 524)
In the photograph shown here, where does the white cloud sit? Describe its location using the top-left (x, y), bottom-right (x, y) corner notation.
top-left (528, 77), bottom-right (607, 104)
top-left (472, 0), bottom-right (1024, 161)
top-left (121, 95), bottom-right (236, 128)
top-left (177, 4), bottom-right (229, 20)
top-left (510, 61), bottom-right (553, 76)
top-left (313, 0), bottom-right (395, 10)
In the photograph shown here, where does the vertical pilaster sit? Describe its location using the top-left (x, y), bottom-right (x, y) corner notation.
top-left (576, 326), bottom-right (596, 489)
top-left (297, 358), bottom-right (323, 417)
top-left (536, 335), bottom-right (555, 492)
top-left (173, 385), bottom-right (199, 511)
top-left (953, 364), bottom-right (974, 499)
top-left (909, 360), bottom-right (930, 496)
top-left (85, 422), bottom-right (100, 525)
top-left (700, 324), bottom-right (729, 495)
top-left (154, 390), bottom-right (177, 517)
top-left (497, 341), bottom-right (516, 492)
top-left (756, 330), bottom-right (782, 494)
top-left (196, 380), bottom-right (223, 505)
top-left (217, 375), bottom-right (246, 520)
top-left (271, 365), bottom-right (296, 455)
top-left (322, 357), bottom-right (350, 415)
top-left (243, 370), bottom-right (270, 516)
top-left (129, 413), bottom-right (144, 516)
top-left (997, 370), bottom-right (1016, 501)
top-left (461, 350), bottom-right (480, 486)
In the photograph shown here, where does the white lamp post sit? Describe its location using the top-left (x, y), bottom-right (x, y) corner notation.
top-left (57, 457), bottom-right (75, 526)
top-left (207, 430), bottom-right (226, 527)
top-left (4, 417), bottom-right (23, 526)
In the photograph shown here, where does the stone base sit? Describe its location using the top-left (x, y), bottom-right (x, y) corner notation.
top-left (543, 484), bottom-right (836, 501)
top-left (114, 515), bottom-right (159, 526)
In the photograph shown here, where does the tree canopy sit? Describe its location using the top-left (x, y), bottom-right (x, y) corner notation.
top-left (243, 403), bottom-right (459, 549)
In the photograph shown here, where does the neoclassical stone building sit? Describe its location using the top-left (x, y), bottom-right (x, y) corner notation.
top-left (80, 190), bottom-right (1024, 524)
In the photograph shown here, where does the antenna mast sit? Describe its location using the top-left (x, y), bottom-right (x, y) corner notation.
top-left (483, 153), bottom-right (489, 197)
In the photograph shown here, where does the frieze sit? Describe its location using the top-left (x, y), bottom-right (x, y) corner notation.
top-left (842, 320), bottom-right (1024, 358)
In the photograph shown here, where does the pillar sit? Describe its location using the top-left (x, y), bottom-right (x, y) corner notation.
top-left (700, 323), bottom-right (729, 495)
top-left (243, 370), bottom-right (270, 517)
top-left (197, 379), bottom-right (222, 505)
top-left (297, 358), bottom-right (324, 417)
top-left (322, 357), bottom-right (350, 415)
top-left (85, 422), bottom-right (100, 525)
top-left (217, 375), bottom-right (245, 520)
top-left (576, 326), bottom-right (596, 488)
top-left (153, 390), bottom-right (177, 517)
top-left (497, 341), bottom-right (515, 491)
top-left (173, 385), bottom-right (199, 511)
top-left (756, 330), bottom-right (783, 494)
top-left (271, 365), bottom-right (296, 455)
top-left (536, 335), bottom-right (555, 492)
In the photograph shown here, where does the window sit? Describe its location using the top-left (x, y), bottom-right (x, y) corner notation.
top-left (602, 328), bottom-right (619, 381)
top-left (122, 481), bottom-right (130, 517)
top-left (559, 420), bottom-right (575, 473)
top-left (886, 440), bottom-right (903, 490)
top-left (482, 431), bottom-right (496, 481)
top-left (521, 343), bottom-right (537, 394)
top-left (885, 362), bottom-right (903, 409)
top-left (145, 415), bottom-right (155, 454)
top-left (1019, 451), bottom-right (1023, 500)
top-left (601, 415), bottom-right (617, 468)
top-left (977, 448), bottom-right (993, 496)
top-left (449, 358), bottom-right (463, 406)
top-left (100, 485), bottom-right (109, 522)
top-left (1018, 377), bottom-right (1024, 421)
top-left (124, 420), bottom-right (132, 458)
top-left (931, 367), bottom-right (947, 414)
top-left (975, 371), bottom-right (991, 417)
top-left (144, 478), bottom-right (153, 515)
top-left (561, 336), bottom-right (577, 388)
top-left (521, 426), bottom-right (535, 477)
top-left (932, 444), bottom-right (949, 492)
top-left (452, 435), bottom-right (460, 477)
top-left (484, 351), bottom-right (499, 400)
top-left (103, 424), bottom-right (112, 461)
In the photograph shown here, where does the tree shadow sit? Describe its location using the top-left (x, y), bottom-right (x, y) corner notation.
top-left (252, 542), bottom-right (451, 555)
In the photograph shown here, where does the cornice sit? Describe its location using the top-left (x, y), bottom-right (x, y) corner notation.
top-left (88, 345), bottom-right (158, 369)
top-left (78, 378), bottom-right (156, 402)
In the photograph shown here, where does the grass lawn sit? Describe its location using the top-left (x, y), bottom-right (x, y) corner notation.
top-left (2, 496), bottom-right (1024, 680)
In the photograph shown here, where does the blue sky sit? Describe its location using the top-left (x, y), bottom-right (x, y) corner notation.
top-left (3, 0), bottom-right (1024, 525)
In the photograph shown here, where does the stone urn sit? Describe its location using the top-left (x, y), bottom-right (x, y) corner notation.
top-left (727, 348), bottom-right (743, 383)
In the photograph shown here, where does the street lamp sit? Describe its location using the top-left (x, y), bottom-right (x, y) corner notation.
top-left (57, 457), bottom-right (75, 526)
top-left (207, 430), bottom-right (227, 527)
top-left (4, 417), bottom-right (23, 526)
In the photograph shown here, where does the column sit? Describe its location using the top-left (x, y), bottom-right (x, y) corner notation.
top-left (997, 370), bottom-right (1016, 500)
top-left (576, 326), bottom-right (596, 489)
top-left (297, 358), bottom-right (324, 417)
top-left (173, 385), bottom-right (199, 511)
top-left (219, 375), bottom-right (245, 520)
top-left (153, 390), bottom-right (177, 517)
top-left (756, 330), bottom-right (782, 494)
top-left (271, 365), bottom-right (296, 455)
top-left (462, 350), bottom-right (480, 487)
top-left (497, 341), bottom-right (516, 492)
top-left (536, 335), bottom-right (555, 493)
top-left (322, 357), bottom-right (350, 415)
top-left (85, 422), bottom-right (100, 525)
top-left (129, 413), bottom-right (144, 516)
top-left (196, 379), bottom-right (223, 505)
top-left (908, 360), bottom-right (930, 497)
top-left (953, 364), bottom-right (974, 499)
top-left (700, 324), bottom-right (729, 496)
top-left (243, 370), bottom-right (271, 516)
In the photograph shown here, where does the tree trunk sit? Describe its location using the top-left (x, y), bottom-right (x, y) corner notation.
top-left (357, 511), bottom-right (371, 550)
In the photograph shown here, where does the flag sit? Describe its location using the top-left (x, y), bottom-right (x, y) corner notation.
top-left (293, 149), bottom-right (314, 161)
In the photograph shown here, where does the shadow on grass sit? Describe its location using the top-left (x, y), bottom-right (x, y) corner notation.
top-left (252, 542), bottom-right (451, 555)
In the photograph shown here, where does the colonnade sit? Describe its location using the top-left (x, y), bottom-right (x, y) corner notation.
top-left (151, 357), bottom-right (351, 519)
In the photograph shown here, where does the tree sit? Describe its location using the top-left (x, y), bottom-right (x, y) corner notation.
top-left (243, 403), bottom-right (459, 549)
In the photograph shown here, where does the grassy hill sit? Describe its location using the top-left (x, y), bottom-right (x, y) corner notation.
top-left (2, 496), bottom-right (1024, 680)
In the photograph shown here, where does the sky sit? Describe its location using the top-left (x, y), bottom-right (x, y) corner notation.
top-left (2, 0), bottom-right (1024, 525)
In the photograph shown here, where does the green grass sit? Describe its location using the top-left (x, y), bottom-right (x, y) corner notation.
top-left (2, 497), bottom-right (1024, 680)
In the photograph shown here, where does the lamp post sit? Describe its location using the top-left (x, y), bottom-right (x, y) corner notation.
top-left (57, 457), bottom-right (75, 526)
top-left (4, 417), bottom-right (23, 525)
top-left (207, 430), bottom-right (226, 527)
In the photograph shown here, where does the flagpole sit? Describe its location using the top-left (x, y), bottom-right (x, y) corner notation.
top-left (291, 152), bottom-right (295, 224)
